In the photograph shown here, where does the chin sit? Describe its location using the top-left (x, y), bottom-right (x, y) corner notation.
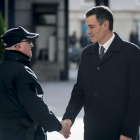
top-left (91, 39), bottom-right (95, 43)
top-left (29, 53), bottom-right (32, 57)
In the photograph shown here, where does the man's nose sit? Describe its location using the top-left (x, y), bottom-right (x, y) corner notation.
top-left (30, 42), bottom-right (34, 47)
top-left (86, 28), bottom-right (91, 34)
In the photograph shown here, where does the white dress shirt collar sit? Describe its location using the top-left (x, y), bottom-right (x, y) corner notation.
top-left (99, 33), bottom-right (115, 54)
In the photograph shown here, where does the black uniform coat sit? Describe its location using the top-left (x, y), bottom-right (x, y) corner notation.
top-left (0, 50), bottom-right (62, 140)
top-left (63, 33), bottom-right (140, 140)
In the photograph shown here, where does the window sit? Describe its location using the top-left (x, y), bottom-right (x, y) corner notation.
top-left (38, 15), bottom-right (56, 25)
top-left (81, 0), bottom-right (95, 6)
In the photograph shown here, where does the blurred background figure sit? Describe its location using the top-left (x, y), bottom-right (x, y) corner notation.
top-left (68, 31), bottom-right (81, 66)
top-left (129, 31), bottom-right (140, 47)
top-left (79, 33), bottom-right (88, 48)
top-left (68, 46), bottom-right (81, 65)
top-left (69, 31), bottom-right (77, 47)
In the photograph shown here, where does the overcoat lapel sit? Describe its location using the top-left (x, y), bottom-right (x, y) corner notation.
top-left (87, 32), bottom-right (123, 66)
top-left (98, 33), bottom-right (123, 65)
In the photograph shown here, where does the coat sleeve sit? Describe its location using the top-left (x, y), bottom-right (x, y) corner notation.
top-left (121, 46), bottom-right (140, 138)
top-left (62, 60), bottom-right (85, 124)
top-left (16, 69), bottom-right (62, 132)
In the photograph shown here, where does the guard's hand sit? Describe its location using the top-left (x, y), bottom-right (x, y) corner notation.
top-left (59, 121), bottom-right (71, 139)
top-left (120, 135), bottom-right (132, 140)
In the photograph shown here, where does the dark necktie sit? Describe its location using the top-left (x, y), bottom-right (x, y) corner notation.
top-left (99, 46), bottom-right (105, 59)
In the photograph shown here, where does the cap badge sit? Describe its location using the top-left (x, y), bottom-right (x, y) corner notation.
top-left (4, 43), bottom-right (7, 47)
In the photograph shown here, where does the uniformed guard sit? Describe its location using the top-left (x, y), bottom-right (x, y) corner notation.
top-left (0, 26), bottom-right (70, 140)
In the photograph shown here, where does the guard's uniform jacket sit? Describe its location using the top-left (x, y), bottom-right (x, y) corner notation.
top-left (0, 50), bottom-right (62, 140)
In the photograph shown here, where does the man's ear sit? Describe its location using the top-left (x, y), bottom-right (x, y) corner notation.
top-left (15, 43), bottom-right (21, 50)
top-left (103, 21), bottom-right (109, 30)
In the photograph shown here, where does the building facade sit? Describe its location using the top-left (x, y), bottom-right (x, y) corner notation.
top-left (0, 0), bottom-right (69, 81)
top-left (1, 0), bottom-right (140, 81)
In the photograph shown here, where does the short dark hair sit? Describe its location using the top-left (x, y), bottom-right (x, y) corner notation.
top-left (85, 6), bottom-right (114, 31)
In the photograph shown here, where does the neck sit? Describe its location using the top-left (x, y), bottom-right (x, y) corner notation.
top-left (5, 46), bottom-right (16, 51)
top-left (99, 30), bottom-right (113, 45)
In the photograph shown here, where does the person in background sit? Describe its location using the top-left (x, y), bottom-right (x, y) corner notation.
top-left (62, 6), bottom-right (140, 140)
top-left (79, 33), bottom-right (88, 48)
top-left (0, 26), bottom-right (70, 140)
top-left (69, 31), bottom-right (77, 47)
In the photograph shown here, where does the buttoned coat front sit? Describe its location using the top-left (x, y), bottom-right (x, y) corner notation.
top-left (63, 33), bottom-right (140, 140)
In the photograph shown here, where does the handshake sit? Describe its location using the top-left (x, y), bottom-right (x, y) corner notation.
top-left (59, 119), bottom-right (72, 139)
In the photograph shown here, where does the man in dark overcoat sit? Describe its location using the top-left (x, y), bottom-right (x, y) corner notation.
top-left (62, 6), bottom-right (140, 140)
top-left (0, 26), bottom-right (70, 140)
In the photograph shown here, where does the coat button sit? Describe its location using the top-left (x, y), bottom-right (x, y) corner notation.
top-left (97, 67), bottom-right (100, 70)
top-left (94, 93), bottom-right (97, 96)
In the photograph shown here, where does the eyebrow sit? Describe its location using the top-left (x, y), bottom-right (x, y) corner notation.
top-left (87, 24), bottom-right (95, 27)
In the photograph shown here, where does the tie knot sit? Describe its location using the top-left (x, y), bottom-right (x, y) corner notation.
top-left (100, 46), bottom-right (105, 52)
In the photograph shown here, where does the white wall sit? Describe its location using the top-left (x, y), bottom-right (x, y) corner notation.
top-left (110, 0), bottom-right (140, 11)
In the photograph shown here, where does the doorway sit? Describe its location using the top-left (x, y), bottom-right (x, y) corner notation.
top-left (32, 4), bottom-right (58, 62)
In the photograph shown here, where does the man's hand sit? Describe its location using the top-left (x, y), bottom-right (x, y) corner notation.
top-left (63, 119), bottom-right (72, 129)
top-left (59, 121), bottom-right (71, 139)
top-left (120, 135), bottom-right (132, 140)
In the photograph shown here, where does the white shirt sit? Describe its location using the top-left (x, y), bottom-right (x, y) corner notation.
top-left (99, 33), bottom-right (115, 54)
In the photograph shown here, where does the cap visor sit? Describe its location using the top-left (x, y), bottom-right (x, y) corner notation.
top-left (26, 33), bottom-right (39, 39)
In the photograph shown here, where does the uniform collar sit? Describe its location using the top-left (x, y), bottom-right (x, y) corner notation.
top-left (3, 50), bottom-right (31, 67)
